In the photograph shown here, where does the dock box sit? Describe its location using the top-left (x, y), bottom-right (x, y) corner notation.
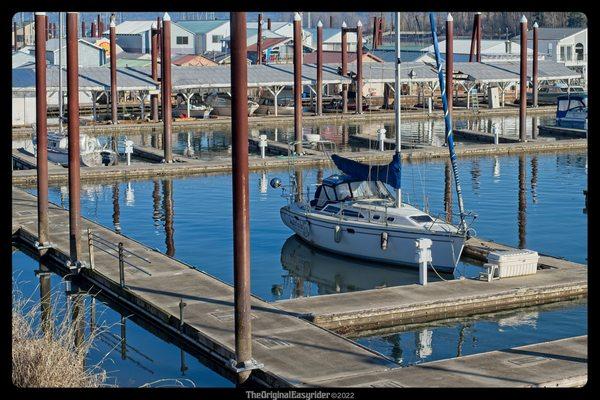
top-left (487, 250), bottom-right (539, 278)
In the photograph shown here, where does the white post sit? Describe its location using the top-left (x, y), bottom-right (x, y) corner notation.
top-left (377, 127), bottom-right (386, 151)
top-left (259, 134), bottom-right (267, 158)
top-left (415, 238), bottom-right (432, 286)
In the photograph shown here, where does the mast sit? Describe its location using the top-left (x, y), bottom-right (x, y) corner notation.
top-left (429, 12), bottom-right (467, 230)
top-left (394, 12), bottom-right (401, 208)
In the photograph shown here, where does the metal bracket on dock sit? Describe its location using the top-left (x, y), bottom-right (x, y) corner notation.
top-left (34, 241), bottom-right (55, 251)
top-left (228, 358), bottom-right (264, 373)
top-left (65, 259), bottom-right (85, 273)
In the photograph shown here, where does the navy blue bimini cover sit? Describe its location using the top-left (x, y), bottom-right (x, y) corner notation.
top-left (331, 154), bottom-right (401, 189)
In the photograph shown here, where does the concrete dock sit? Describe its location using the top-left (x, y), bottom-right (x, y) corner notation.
top-left (12, 138), bottom-right (587, 186)
top-left (11, 187), bottom-right (587, 387)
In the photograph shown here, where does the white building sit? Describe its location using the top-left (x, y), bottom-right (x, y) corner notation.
top-left (421, 39), bottom-right (531, 62)
top-left (305, 27), bottom-right (357, 52)
top-left (512, 27), bottom-right (587, 81)
top-left (105, 20), bottom-right (195, 55)
top-left (176, 20), bottom-right (230, 54)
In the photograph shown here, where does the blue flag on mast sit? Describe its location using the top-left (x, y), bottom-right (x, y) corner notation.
top-left (331, 154), bottom-right (402, 190)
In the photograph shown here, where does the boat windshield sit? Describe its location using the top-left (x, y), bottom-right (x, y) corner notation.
top-left (334, 180), bottom-right (392, 201)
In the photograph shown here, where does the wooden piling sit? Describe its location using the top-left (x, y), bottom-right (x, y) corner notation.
top-left (293, 12), bottom-right (303, 155)
top-left (316, 20), bottom-right (323, 116)
top-left (35, 12), bottom-right (49, 248)
top-left (519, 15), bottom-right (528, 142)
top-left (341, 22), bottom-right (348, 114)
top-left (162, 13), bottom-right (173, 162)
top-left (533, 22), bottom-right (539, 108)
top-left (110, 16), bottom-right (118, 124)
top-left (356, 21), bottom-right (363, 114)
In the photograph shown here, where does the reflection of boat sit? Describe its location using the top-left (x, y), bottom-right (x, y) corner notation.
top-left (556, 93), bottom-right (587, 130)
top-left (280, 235), bottom-right (441, 295)
top-left (38, 132), bottom-right (117, 167)
top-left (205, 93), bottom-right (259, 116)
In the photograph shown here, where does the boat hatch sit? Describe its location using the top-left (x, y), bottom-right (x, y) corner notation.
top-left (410, 215), bottom-right (434, 223)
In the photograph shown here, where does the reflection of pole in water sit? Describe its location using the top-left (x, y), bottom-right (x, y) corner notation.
top-left (125, 181), bottom-right (135, 206)
top-left (518, 154), bottom-right (527, 249)
top-left (470, 159), bottom-right (481, 193)
top-left (493, 156), bottom-right (500, 178)
top-left (259, 171), bottom-right (268, 194)
top-left (112, 134), bottom-right (119, 165)
top-left (293, 276), bottom-right (304, 298)
top-left (317, 167), bottom-right (324, 184)
top-left (38, 262), bottom-right (53, 337)
top-left (415, 329), bottom-right (432, 359)
top-left (152, 180), bottom-right (162, 227)
top-left (530, 156), bottom-right (538, 204)
top-left (295, 169), bottom-right (303, 203)
top-left (531, 116), bottom-right (538, 140)
top-left (180, 348), bottom-right (188, 375)
top-left (387, 334), bottom-right (403, 364)
top-left (162, 179), bottom-right (175, 257)
top-left (120, 314), bottom-right (127, 360)
top-left (90, 296), bottom-right (96, 334)
top-left (444, 161), bottom-right (453, 223)
top-left (71, 290), bottom-right (85, 352)
top-left (456, 323), bottom-right (468, 357)
top-left (112, 183), bottom-right (121, 233)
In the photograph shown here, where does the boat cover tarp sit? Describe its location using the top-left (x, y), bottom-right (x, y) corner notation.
top-left (331, 154), bottom-right (401, 189)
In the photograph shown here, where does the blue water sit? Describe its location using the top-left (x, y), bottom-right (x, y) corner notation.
top-left (355, 300), bottom-right (587, 367)
top-left (11, 250), bottom-right (234, 388)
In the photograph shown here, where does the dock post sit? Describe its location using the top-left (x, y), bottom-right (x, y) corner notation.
top-left (532, 22), bottom-right (539, 108)
top-left (257, 13), bottom-right (262, 64)
top-left (162, 13), bottom-right (173, 163)
top-left (267, 18), bottom-right (271, 30)
top-left (97, 14), bottom-right (101, 37)
top-left (372, 17), bottom-right (378, 50)
top-left (329, 15), bottom-right (333, 28)
top-left (151, 22), bottom-right (159, 122)
top-left (293, 12), bottom-right (303, 155)
top-left (416, 238), bottom-right (432, 286)
top-left (316, 20), bottom-right (323, 116)
top-left (341, 21), bottom-right (348, 114)
top-left (118, 242), bottom-right (125, 288)
top-left (230, 11), bottom-right (258, 385)
top-left (87, 228), bottom-right (95, 270)
top-left (445, 14), bottom-right (453, 145)
top-left (81, 20), bottom-right (85, 37)
top-left (38, 262), bottom-right (53, 337)
top-left (519, 15), bottom-right (528, 142)
top-left (356, 20), bottom-right (363, 114)
top-left (162, 179), bottom-right (175, 257)
top-left (476, 12), bottom-right (482, 62)
top-left (110, 15), bottom-right (118, 124)
top-left (67, 12), bottom-right (82, 263)
top-left (91, 21), bottom-right (96, 38)
top-left (35, 12), bottom-right (49, 250)
top-left (13, 21), bottom-right (17, 50)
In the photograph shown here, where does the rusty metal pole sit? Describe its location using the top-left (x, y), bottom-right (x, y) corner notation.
top-left (81, 20), bottom-right (85, 38)
top-left (13, 22), bottom-right (18, 50)
top-left (372, 17), bottom-right (378, 50)
top-left (35, 12), bottom-right (49, 249)
top-left (91, 22), bottom-right (96, 38)
top-left (476, 12), bottom-right (482, 62)
top-left (151, 23), bottom-right (159, 122)
top-left (67, 12), bottom-right (82, 263)
top-left (45, 16), bottom-right (49, 41)
top-left (230, 11), bottom-right (254, 385)
top-left (162, 179), bottom-right (175, 257)
top-left (469, 15), bottom-right (477, 62)
top-left (97, 14), bottom-right (101, 37)
top-left (110, 16), bottom-right (118, 124)
top-left (356, 20), bottom-right (363, 114)
top-left (293, 12), bottom-right (303, 155)
top-left (162, 13), bottom-right (173, 162)
top-left (532, 22), bottom-right (539, 108)
top-left (519, 15), bottom-right (528, 142)
top-left (316, 20), bottom-right (323, 116)
top-left (330, 15), bottom-right (333, 28)
top-left (446, 13), bottom-right (454, 145)
top-left (267, 18), bottom-right (271, 30)
top-left (341, 22), bottom-right (348, 114)
top-left (256, 14), bottom-right (262, 64)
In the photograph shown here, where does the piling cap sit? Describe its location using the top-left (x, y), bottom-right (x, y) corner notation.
top-left (533, 22), bottom-right (539, 28)
top-left (163, 12), bottom-right (171, 22)
top-left (110, 18), bottom-right (116, 28)
top-left (342, 21), bottom-right (347, 28)
top-left (151, 22), bottom-right (157, 29)
top-left (521, 15), bottom-right (527, 23)
top-left (476, 11), bottom-right (482, 15)
top-left (317, 20), bottom-right (323, 27)
top-left (357, 20), bottom-right (362, 27)
top-left (446, 13), bottom-right (453, 22)
top-left (35, 12), bottom-right (46, 16)
top-left (294, 12), bottom-right (301, 21)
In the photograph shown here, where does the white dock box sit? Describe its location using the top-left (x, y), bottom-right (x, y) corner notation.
top-left (487, 249), bottom-right (539, 278)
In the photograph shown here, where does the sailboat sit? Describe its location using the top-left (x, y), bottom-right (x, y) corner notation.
top-left (273, 12), bottom-right (472, 272)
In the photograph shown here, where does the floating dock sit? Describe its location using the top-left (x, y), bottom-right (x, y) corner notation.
top-left (12, 139), bottom-right (587, 186)
top-left (11, 188), bottom-right (587, 387)
top-left (538, 125), bottom-right (587, 139)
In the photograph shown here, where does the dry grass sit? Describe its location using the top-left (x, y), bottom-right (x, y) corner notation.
top-left (12, 286), bottom-right (107, 388)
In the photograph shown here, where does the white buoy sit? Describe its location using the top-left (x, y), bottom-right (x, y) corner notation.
top-left (415, 238), bottom-right (433, 285)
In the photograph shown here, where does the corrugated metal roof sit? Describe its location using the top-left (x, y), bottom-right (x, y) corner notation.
top-left (112, 20), bottom-right (155, 35)
top-left (247, 37), bottom-right (289, 52)
top-left (512, 27), bottom-right (586, 42)
top-left (12, 51), bottom-right (35, 68)
top-left (453, 60), bottom-right (580, 83)
top-left (177, 20), bottom-right (228, 34)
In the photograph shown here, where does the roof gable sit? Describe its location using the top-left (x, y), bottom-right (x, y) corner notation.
top-left (177, 20), bottom-right (229, 34)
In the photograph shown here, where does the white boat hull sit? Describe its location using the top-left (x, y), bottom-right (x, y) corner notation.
top-left (281, 206), bottom-right (465, 272)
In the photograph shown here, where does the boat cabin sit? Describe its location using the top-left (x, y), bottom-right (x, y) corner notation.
top-left (556, 93), bottom-right (587, 130)
top-left (310, 174), bottom-right (393, 210)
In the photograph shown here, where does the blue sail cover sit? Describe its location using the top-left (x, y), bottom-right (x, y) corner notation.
top-left (331, 154), bottom-right (401, 189)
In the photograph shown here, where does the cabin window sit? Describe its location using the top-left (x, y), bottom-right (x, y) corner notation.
top-left (324, 186), bottom-right (336, 201)
top-left (558, 100), bottom-right (570, 111)
top-left (335, 183), bottom-right (352, 201)
top-left (387, 217), bottom-right (395, 222)
top-left (341, 209), bottom-right (363, 218)
top-left (176, 36), bottom-right (189, 45)
top-left (410, 215), bottom-right (434, 223)
top-left (324, 205), bottom-right (340, 214)
top-left (349, 181), bottom-right (379, 199)
top-left (372, 215), bottom-right (381, 220)
top-left (575, 43), bottom-right (584, 61)
top-left (569, 99), bottom-right (585, 110)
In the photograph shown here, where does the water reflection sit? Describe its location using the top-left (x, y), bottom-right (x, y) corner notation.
top-left (518, 154), bottom-right (527, 249)
top-left (162, 179), bottom-right (175, 257)
top-left (112, 183), bottom-right (121, 233)
top-left (444, 160), bottom-right (452, 223)
top-left (278, 235), bottom-right (444, 299)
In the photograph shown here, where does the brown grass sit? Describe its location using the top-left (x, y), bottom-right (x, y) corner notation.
top-left (12, 288), bottom-right (107, 388)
